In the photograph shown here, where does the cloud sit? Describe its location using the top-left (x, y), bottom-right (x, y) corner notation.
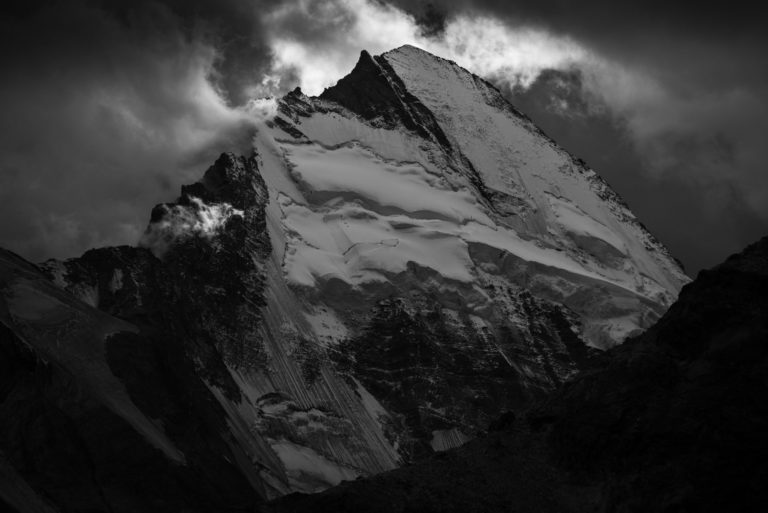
top-left (258, 0), bottom-right (591, 96)
top-left (256, 0), bottom-right (424, 95)
top-left (571, 56), bottom-right (768, 238)
top-left (140, 197), bottom-right (245, 258)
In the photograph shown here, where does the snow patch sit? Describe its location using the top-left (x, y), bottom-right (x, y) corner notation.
top-left (108, 269), bottom-right (124, 293)
top-left (278, 197), bottom-right (475, 287)
top-left (430, 428), bottom-right (470, 452)
top-left (353, 378), bottom-right (389, 425)
top-left (286, 141), bottom-right (492, 225)
top-left (76, 285), bottom-right (99, 308)
top-left (42, 260), bottom-right (69, 289)
top-left (271, 440), bottom-right (360, 493)
top-left (303, 306), bottom-right (349, 345)
top-left (545, 194), bottom-right (626, 253)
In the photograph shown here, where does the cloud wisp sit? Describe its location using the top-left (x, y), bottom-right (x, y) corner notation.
top-left (257, 0), bottom-right (591, 96)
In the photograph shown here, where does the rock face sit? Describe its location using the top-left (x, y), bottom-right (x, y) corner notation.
top-left (1, 45), bottom-right (688, 509)
top-left (270, 236), bottom-right (768, 513)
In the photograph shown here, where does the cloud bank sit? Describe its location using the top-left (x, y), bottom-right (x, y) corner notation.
top-left (258, 0), bottom-right (590, 96)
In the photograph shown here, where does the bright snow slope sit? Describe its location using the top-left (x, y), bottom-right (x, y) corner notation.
top-left (256, 45), bottom-right (688, 349)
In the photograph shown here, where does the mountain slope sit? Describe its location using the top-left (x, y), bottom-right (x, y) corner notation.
top-left (270, 236), bottom-right (768, 513)
top-left (1, 44), bottom-right (688, 506)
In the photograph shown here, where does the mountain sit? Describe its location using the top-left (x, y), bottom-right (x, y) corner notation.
top-left (270, 236), bottom-right (768, 513)
top-left (0, 45), bottom-right (687, 511)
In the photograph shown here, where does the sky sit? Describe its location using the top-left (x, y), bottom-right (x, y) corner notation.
top-left (0, 0), bottom-right (766, 274)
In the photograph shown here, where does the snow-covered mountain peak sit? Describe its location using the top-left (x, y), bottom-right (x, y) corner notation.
top-left (19, 45), bottom-right (691, 501)
top-left (275, 46), bottom-right (688, 345)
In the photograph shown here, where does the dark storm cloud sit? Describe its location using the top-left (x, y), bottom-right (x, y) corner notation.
top-left (0, 0), bottom-right (274, 262)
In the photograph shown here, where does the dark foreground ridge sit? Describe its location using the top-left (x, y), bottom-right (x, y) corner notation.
top-left (270, 237), bottom-right (768, 513)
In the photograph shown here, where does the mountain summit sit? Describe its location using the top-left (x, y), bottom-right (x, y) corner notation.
top-left (1, 46), bottom-right (687, 511)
